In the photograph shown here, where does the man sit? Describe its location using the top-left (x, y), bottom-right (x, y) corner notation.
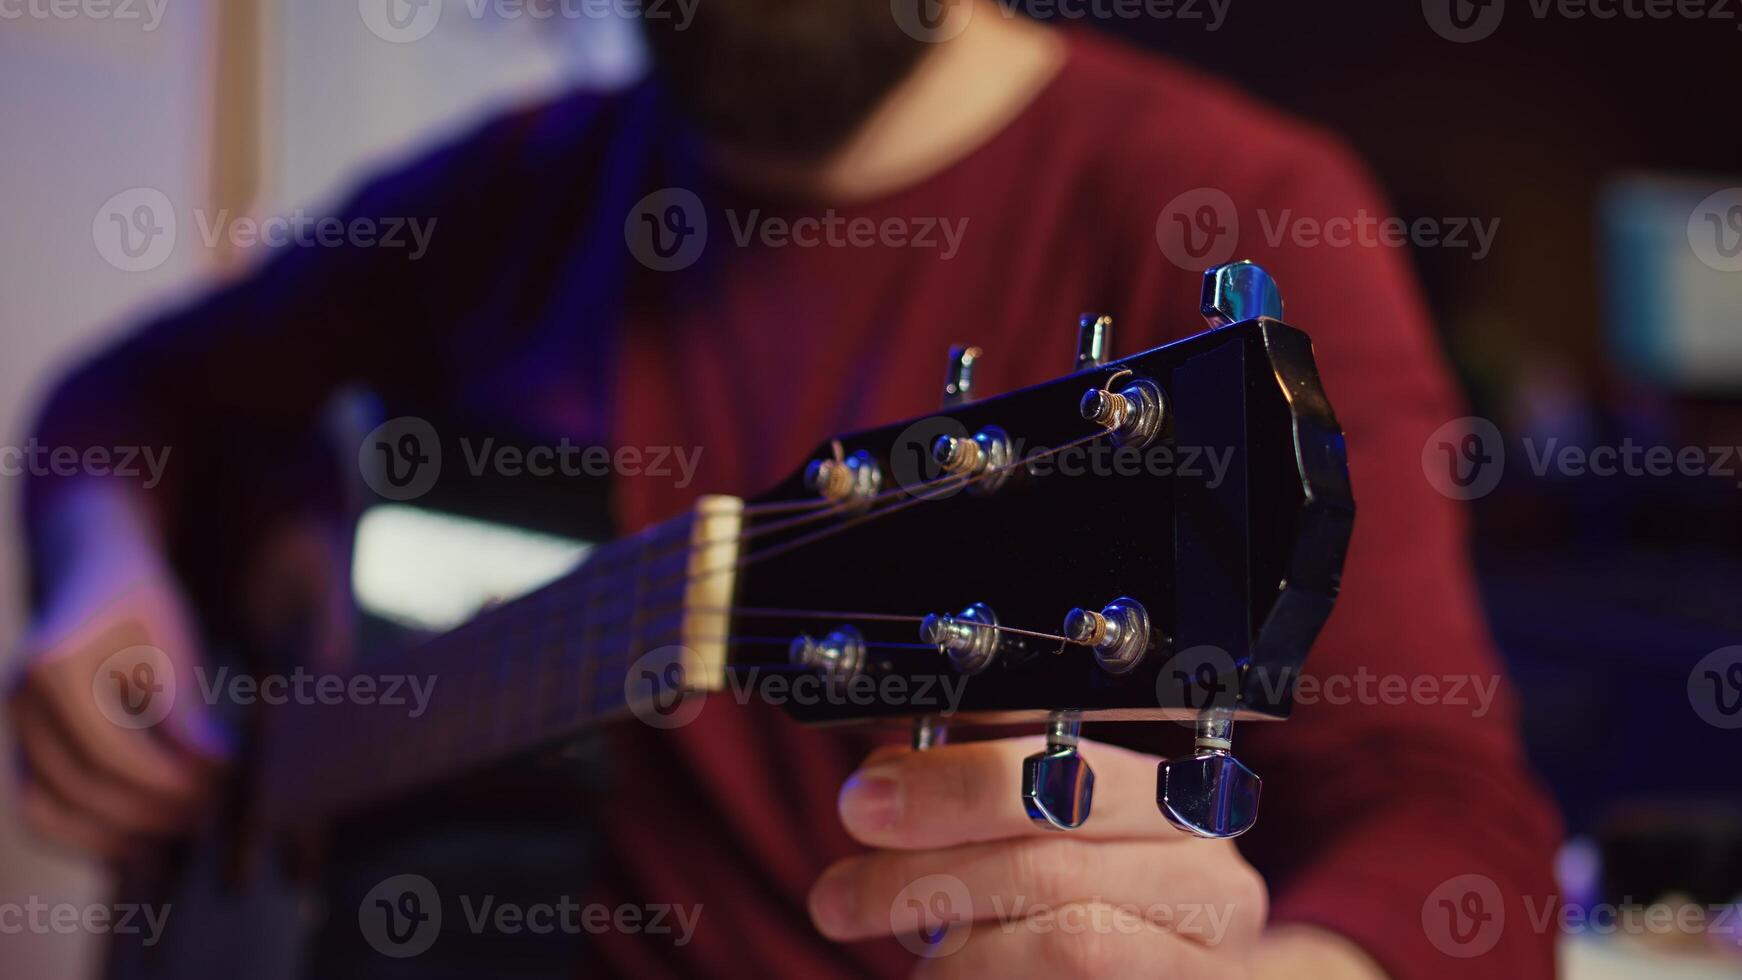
top-left (9, 1), bottom-right (1560, 977)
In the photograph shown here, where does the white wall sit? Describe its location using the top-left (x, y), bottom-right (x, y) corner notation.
top-left (0, 5), bottom-right (639, 977)
top-left (0, 8), bottom-right (216, 976)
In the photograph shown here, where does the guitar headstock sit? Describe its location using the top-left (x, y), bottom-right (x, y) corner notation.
top-left (722, 262), bottom-right (1354, 838)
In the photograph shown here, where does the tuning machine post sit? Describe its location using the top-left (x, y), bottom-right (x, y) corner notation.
top-left (1063, 598), bottom-right (1151, 675)
top-left (789, 627), bottom-right (865, 684)
top-left (912, 344), bottom-right (984, 750)
top-left (805, 451), bottom-right (881, 508)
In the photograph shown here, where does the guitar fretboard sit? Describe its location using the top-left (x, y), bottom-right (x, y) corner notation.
top-left (255, 496), bottom-right (743, 828)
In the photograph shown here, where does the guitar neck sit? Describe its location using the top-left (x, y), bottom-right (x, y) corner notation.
top-left (253, 496), bottom-right (744, 829)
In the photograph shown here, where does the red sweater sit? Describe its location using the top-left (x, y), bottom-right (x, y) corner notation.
top-left (31, 27), bottom-right (1559, 980)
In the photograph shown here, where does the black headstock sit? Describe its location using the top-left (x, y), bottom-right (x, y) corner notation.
top-left (723, 262), bottom-right (1354, 838)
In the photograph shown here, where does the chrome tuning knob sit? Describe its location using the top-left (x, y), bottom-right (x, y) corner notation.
top-left (920, 602), bottom-right (1000, 674)
top-left (942, 344), bottom-right (980, 407)
top-left (1022, 711), bottom-right (1094, 830)
top-left (1062, 598), bottom-right (1151, 675)
top-left (1076, 314), bottom-right (1113, 370)
top-left (789, 627), bottom-right (865, 683)
top-left (805, 450), bottom-right (881, 508)
top-left (1200, 260), bottom-right (1283, 329)
top-left (930, 428), bottom-right (1013, 492)
top-left (1079, 378), bottom-right (1166, 448)
top-left (1157, 709), bottom-right (1261, 839)
top-left (915, 343), bottom-right (985, 751)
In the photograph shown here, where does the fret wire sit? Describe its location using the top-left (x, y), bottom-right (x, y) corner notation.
top-left (268, 428), bottom-right (1115, 824)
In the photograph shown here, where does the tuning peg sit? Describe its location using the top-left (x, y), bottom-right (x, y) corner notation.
top-left (917, 345), bottom-right (981, 751)
top-left (912, 716), bottom-right (947, 750)
top-left (1076, 314), bottom-right (1113, 370)
top-left (942, 344), bottom-right (980, 407)
top-left (1022, 711), bottom-right (1094, 830)
top-left (1200, 261), bottom-right (1283, 329)
top-left (1157, 709), bottom-right (1261, 839)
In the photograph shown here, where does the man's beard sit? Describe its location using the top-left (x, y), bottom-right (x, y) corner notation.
top-left (642, 1), bottom-right (930, 161)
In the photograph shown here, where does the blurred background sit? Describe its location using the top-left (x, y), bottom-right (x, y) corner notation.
top-left (1, 2), bottom-right (1738, 977)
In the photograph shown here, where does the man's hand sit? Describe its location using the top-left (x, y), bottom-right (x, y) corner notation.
top-left (6, 485), bottom-right (227, 861)
top-left (810, 737), bottom-right (1267, 977)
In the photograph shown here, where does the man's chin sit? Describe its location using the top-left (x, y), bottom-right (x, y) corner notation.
top-left (640, 0), bottom-right (929, 160)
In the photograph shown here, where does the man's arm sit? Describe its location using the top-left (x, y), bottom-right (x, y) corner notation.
top-left (7, 99), bottom-right (578, 857)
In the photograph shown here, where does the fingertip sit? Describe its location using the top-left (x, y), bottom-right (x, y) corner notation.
top-left (808, 861), bottom-right (859, 941)
top-left (839, 765), bottom-right (904, 842)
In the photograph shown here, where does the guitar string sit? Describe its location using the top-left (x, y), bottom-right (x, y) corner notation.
top-left (397, 428), bottom-right (1113, 751)
top-left (623, 419), bottom-right (1112, 571)
top-left (643, 428), bottom-right (1111, 599)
